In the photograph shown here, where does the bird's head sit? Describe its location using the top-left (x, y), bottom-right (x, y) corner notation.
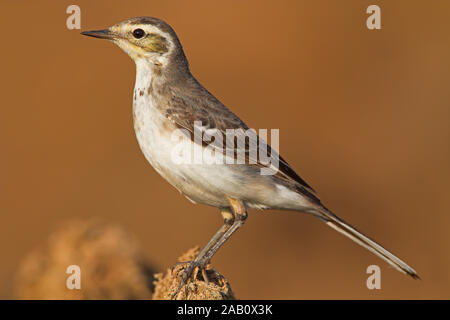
top-left (82, 17), bottom-right (188, 73)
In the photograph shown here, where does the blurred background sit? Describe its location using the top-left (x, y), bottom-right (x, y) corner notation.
top-left (1, 0), bottom-right (449, 299)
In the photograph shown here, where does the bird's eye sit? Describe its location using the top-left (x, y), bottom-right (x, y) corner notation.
top-left (132, 28), bottom-right (145, 39)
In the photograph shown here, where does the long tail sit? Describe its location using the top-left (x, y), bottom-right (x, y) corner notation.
top-left (317, 208), bottom-right (419, 279)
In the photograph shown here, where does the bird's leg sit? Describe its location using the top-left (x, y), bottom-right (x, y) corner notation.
top-left (197, 197), bottom-right (247, 267)
top-left (195, 207), bottom-right (235, 268)
top-left (172, 208), bottom-right (235, 271)
top-left (171, 208), bottom-right (235, 298)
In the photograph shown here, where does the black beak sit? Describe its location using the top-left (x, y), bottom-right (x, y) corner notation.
top-left (81, 29), bottom-right (115, 40)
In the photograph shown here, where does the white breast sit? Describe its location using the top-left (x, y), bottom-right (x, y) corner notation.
top-left (132, 60), bottom-right (172, 179)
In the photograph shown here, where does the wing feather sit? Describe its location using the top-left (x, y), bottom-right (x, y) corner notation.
top-left (158, 79), bottom-right (321, 204)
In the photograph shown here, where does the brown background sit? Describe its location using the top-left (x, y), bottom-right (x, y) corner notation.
top-left (1, 0), bottom-right (449, 299)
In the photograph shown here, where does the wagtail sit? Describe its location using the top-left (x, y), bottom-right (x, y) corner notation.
top-left (82, 17), bottom-right (419, 295)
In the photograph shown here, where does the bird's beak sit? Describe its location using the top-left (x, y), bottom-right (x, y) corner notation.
top-left (81, 29), bottom-right (116, 40)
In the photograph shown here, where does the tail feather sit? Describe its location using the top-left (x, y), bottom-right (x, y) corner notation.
top-left (319, 209), bottom-right (419, 279)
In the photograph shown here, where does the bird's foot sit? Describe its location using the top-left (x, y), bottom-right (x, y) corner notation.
top-left (171, 260), bottom-right (210, 299)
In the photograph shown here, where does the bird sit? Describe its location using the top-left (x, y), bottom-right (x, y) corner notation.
top-left (81, 17), bottom-right (419, 295)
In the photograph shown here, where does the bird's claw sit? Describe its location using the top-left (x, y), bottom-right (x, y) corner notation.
top-left (171, 260), bottom-right (209, 299)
